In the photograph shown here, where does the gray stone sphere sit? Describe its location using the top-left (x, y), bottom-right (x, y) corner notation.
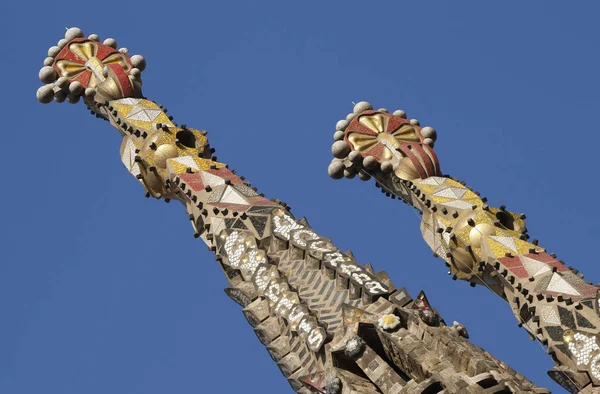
top-left (335, 119), bottom-right (349, 131)
top-left (333, 130), bottom-right (345, 141)
top-left (39, 66), bottom-right (57, 84)
top-left (362, 155), bottom-right (378, 170)
top-left (65, 27), bottom-right (84, 42)
top-left (358, 172), bottom-right (371, 181)
top-left (421, 126), bottom-right (437, 140)
top-left (344, 167), bottom-right (356, 179)
top-left (381, 161), bottom-right (393, 173)
top-left (54, 90), bottom-right (67, 103)
top-left (332, 140), bottom-right (350, 159)
top-left (423, 138), bottom-right (434, 147)
top-left (43, 57), bottom-right (55, 66)
top-left (57, 39), bottom-right (68, 48)
top-left (88, 34), bottom-right (99, 41)
top-left (119, 47), bottom-right (129, 55)
top-left (55, 76), bottom-right (69, 90)
top-left (345, 113), bottom-right (355, 121)
top-left (103, 38), bottom-right (117, 48)
top-left (130, 68), bottom-right (141, 79)
top-left (393, 109), bottom-right (407, 118)
top-left (67, 93), bottom-right (80, 104)
top-left (84, 88), bottom-right (96, 98)
top-left (348, 150), bottom-right (362, 164)
top-left (377, 108), bottom-right (388, 113)
top-left (353, 101), bottom-right (372, 114)
top-left (69, 81), bottom-right (83, 95)
top-left (48, 46), bottom-right (61, 57)
top-left (36, 85), bottom-right (54, 104)
top-left (410, 118), bottom-right (420, 126)
top-left (130, 55), bottom-right (146, 71)
top-left (328, 160), bottom-right (345, 180)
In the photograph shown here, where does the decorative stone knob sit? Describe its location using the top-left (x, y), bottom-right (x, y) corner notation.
top-left (37, 27), bottom-right (144, 105)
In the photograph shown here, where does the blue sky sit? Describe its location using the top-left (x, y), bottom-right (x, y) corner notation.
top-left (2, 1), bottom-right (600, 393)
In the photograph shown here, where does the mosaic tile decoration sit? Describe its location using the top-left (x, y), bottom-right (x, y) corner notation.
top-left (38, 28), bottom-right (548, 394)
top-left (330, 101), bottom-right (600, 392)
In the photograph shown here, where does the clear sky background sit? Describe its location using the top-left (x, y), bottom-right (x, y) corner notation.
top-left (2, 1), bottom-right (600, 393)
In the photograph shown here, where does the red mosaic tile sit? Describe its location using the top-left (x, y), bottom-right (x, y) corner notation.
top-left (411, 143), bottom-right (436, 177)
top-left (248, 196), bottom-right (279, 207)
top-left (525, 252), bottom-right (555, 263)
top-left (508, 267), bottom-right (529, 279)
top-left (362, 143), bottom-right (384, 161)
top-left (210, 203), bottom-right (250, 212)
top-left (398, 143), bottom-right (427, 179)
top-left (52, 38), bottom-right (133, 89)
top-left (206, 168), bottom-right (244, 184)
top-left (179, 173), bottom-right (204, 191)
top-left (422, 144), bottom-right (441, 175)
top-left (579, 285), bottom-right (597, 298)
top-left (547, 261), bottom-right (569, 273)
top-left (499, 256), bottom-right (523, 268)
top-left (386, 113), bottom-right (410, 133)
top-left (107, 64), bottom-right (134, 97)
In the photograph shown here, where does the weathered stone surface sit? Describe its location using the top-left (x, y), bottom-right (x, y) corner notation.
top-left (254, 316), bottom-right (283, 345)
top-left (243, 297), bottom-right (270, 327)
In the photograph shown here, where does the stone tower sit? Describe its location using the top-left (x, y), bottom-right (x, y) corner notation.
top-left (37, 27), bottom-right (551, 393)
top-left (328, 102), bottom-right (600, 393)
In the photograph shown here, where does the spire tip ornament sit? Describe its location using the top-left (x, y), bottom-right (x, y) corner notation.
top-left (37, 27), bottom-right (143, 106)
